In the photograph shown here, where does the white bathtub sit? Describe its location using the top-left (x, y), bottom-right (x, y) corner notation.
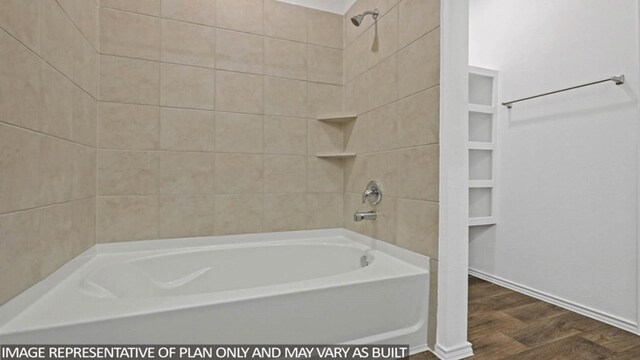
top-left (0, 229), bottom-right (430, 352)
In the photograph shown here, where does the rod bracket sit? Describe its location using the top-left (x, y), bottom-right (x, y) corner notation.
top-left (611, 75), bottom-right (625, 85)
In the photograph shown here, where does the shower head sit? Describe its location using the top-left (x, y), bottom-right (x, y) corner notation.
top-left (351, 9), bottom-right (379, 27)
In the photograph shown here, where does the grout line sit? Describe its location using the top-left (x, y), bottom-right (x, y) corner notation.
top-left (0, 196), bottom-right (96, 218)
top-left (98, 4), bottom-right (344, 51)
top-left (0, 25), bottom-right (99, 103)
top-left (344, 24), bottom-right (441, 84)
top-left (0, 120), bottom-right (95, 150)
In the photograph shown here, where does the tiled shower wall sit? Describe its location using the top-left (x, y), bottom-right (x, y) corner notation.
top-left (96, 0), bottom-right (345, 242)
top-left (0, 0), bottom-right (98, 304)
top-left (341, 0), bottom-right (441, 344)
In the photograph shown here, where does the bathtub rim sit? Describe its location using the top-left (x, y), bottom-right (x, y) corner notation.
top-left (0, 228), bottom-right (430, 336)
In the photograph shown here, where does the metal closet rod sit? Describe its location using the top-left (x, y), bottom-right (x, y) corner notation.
top-left (502, 74), bottom-right (625, 109)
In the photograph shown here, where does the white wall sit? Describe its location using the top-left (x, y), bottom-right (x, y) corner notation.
top-left (469, 0), bottom-right (640, 329)
top-left (276, 0), bottom-right (356, 14)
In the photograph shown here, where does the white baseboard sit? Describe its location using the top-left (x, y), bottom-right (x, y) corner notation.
top-left (469, 268), bottom-right (638, 335)
top-left (433, 342), bottom-right (474, 360)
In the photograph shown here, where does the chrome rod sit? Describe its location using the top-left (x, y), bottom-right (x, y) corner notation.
top-left (502, 75), bottom-right (625, 109)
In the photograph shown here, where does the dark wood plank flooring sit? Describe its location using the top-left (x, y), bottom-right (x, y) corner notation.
top-left (408, 276), bottom-right (640, 359)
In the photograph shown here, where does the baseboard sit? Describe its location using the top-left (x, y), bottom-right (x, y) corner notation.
top-left (469, 268), bottom-right (638, 334)
top-left (433, 342), bottom-right (474, 360)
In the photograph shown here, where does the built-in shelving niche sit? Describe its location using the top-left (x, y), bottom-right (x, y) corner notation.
top-left (314, 113), bottom-right (358, 159)
top-left (468, 67), bottom-right (498, 227)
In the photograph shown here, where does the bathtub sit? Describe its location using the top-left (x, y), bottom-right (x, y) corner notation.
top-left (0, 229), bottom-right (430, 352)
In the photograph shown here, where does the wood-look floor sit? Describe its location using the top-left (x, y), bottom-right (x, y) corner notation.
top-left (408, 276), bottom-right (640, 360)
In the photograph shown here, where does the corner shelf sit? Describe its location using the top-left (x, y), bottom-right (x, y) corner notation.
top-left (315, 152), bottom-right (357, 159)
top-left (316, 113), bottom-right (358, 123)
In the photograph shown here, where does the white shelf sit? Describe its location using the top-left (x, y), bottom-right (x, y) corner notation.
top-left (469, 180), bottom-right (495, 188)
top-left (315, 153), bottom-right (357, 159)
top-left (468, 66), bottom-right (499, 226)
top-left (468, 104), bottom-right (495, 114)
top-left (469, 142), bottom-right (496, 150)
top-left (469, 217), bottom-right (497, 226)
top-left (316, 113), bottom-right (358, 123)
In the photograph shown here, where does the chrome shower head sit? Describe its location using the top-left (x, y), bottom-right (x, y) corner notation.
top-left (351, 9), bottom-right (379, 26)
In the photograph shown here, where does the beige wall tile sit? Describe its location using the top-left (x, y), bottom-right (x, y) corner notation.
top-left (344, 156), bottom-right (366, 194)
top-left (100, 7), bottom-right (160, 61)
top-left (214, 194), bottom-right (263, 235)
top-left (215, 112), bottom-right (263, 153)
top-left (372, 195), bottom-right (397, 243)
top-left (215, 70), bottom-right (264, 114)
top-left (73, 87), bottom-right (98, 147)
top-left (263, 193), bottom-right (306, 232)
top-left (368, 102), bottom-right (398, 152)
top-left (72, 0), bottom-right (98, 49)
top-left (308, 83), bottom-right (343, 119)
top-left (344, 30), bottom-right (372, 83)
top-left (160, 108), bottom-right (215, 152)
top-left (0, 124), bottom-right (41, 214)
top-left (40, 63), bottom-right (74, 140)
top-left (216, 29), bottom-right (263, 74)
top-left (0, 0), bottom-right (41, 53)
top-left (0, 210), bottom-right (46, 304)
top-left (307, 157), bottom-right (343, 193)
top-left (368, 6), bottom-right (398, 68)
top-left (264, 38), bottom-right (308, 80)
top-left (396, 198), bottom-right (438, 258)
top-left (264, 155), bottom-right (306, 193)
top-left (397, 87), bottom-right (439, 147)
top-left (344, 75), bottom-right (369, 115)
top-left (41, 0), bottom-right (75, 78)
top-left (397, 145), bottom-right (439, 201)
top-left (367, 54), bottom-right (398, 111)
top-left (98, 150), bottom-right (158, 195)
top-left (39, 136), bottom-right (74, 204)
top-left (307, 119), bottom-right (343, 154)
top-left (371, 0), bottom-right (400, 17)
top-left (215, 154), bottom-right (263, 194)
top-left (159, 152), bottom-right (216, 195)
top-left (344, 113), bottom-right (370, 154)
top-left (98, 102), bottom-right (159, 150)
top-left (264, 76), bottom-right (307, 117)
top-left (72, 144), bottom-right (96, 199)
top-left (398, 27), bottom-right (440, 98)
top-left (264, 0), bottom-right (307, 42)
top-left (369, 150), bottom-right (398, 196)
top-left (97, 196), bottom-right (158, 243)
top-left (100, 0), bottom-right (160, 16)
top-left (161, 0), bottom-right (216, 26)
top-left (308, 9), bottom-right (342, 49)
top-left (264, 116), bottom-right (306, 155)
top-left (100, 55), bottom-right (160, 105)
top-left (33, 202), bottom-right (74, 277)
top-left (70, 197), bottom-right (96, 254)
top-left (73, 31), bottom-right (99, 98)
top-left (216, 0), bottom-right (263, 35)
top-left (161, 20), bottom-right (216, 68)
top-left (0, 30), bottom-right (42, 132)
top-left (308, 45), bottom-right (342, 85)
top-left (159, 195), bottom-right (215, 238)
top-left (161, 63), bottom-right (215, 110)
top-left (307, 193), bottom-right (343, 229)
top-left (398, 0), bottom-right (439, 48)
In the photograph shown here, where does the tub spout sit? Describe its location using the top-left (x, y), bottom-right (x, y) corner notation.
top-left (354, 211), bottom-right (377, 222)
